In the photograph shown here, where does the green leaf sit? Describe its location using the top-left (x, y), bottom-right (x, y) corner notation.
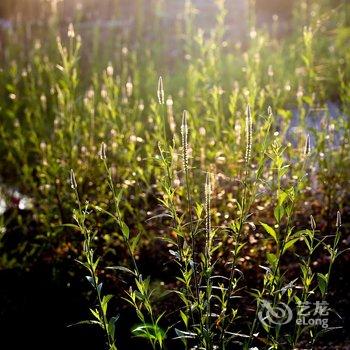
top-left (107, 266), bottom-right (136, 275)
top-left (267, 253), bottom-right (278, 268)
top-left (101, 295), bottom-right (113, 314)
top-left (174, 328), bottom-right (196, 339)
top-left (274, 205), bottom-right (285, 222)
top-left (97, 283), bottom-right (103, 295)
top-left (317, 273), bottom-right (328, 296)
top-left (93, 257), bottom-right (101, 271)
top-left (93, 205), bottom-right (118, 221)
top-left (120, 221), bottom-right (129, 240)
top-left (180, 310), bottom-right (188, 327)
top-left (261, 320), bottom-right (270, 333)
top-left (130, 233), bottom-right (141, 254)
top-left (277, 191), bottom-right (288, 206)
top-left (294, 295), bottom-right (301, 304)
top-left (110, 315), bottom-right (120, 326)
top-left (90, 308), bottom-right (101, 321)
top-left (86, 275), bottom-right (94, 286)
top-left (67, 320), bottom-right (101, 328)
top-left (132, 323), bottom-right (166, 343)
top-left (108, 315), bottom-right (119, 339)
top-left (279, 164), bottom-right (290, 177)
top-left (283, 237), bottom-right (300, 253)
top-left (60, 223), bottom-right (81, 231)
top-left (260, 222), bottom-right (278, 243)
top-left (235, 243), bottom-right (246, 256)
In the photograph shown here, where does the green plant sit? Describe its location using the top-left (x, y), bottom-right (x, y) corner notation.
top-left (70, 169), bottom-right (119, 350)
top-left (0, 1), bottom-right (349, 349)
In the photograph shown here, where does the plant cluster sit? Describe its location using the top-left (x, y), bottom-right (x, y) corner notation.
top-left (0, 1), bottom-right (349, 348)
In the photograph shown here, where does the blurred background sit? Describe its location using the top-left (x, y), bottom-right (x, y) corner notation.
top-left (0, 1), bottom-right (349, 350)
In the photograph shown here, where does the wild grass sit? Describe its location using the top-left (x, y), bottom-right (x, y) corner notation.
top-left (0, 0), bottom-right (349, 349)
top-left (68, 101), bottom-right (346, 349)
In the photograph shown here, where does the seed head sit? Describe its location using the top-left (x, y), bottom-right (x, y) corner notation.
top-left (167, 96), bottom-right (176, 133)
top-left (166, 96), bottom-right (173, 107)
top-left (126, 77), bottom-right (133, 97)
top-left (310, 215), bottom-right (316, 230)
top-left (67, 23), bottom-right (75, 38)
top-left (245, 104), bottom-right (253, 163)
top-left (157, 76), bottom-right (165, 104)
top-left (181, 110), bottom-right (189, 171)
top-left (70, 169), bottom-right (77, 190)
top-left (304, 134), bottom-right (311, 156)
top-left (99, 142), bottom-right (107, 160)
top-left (268, 65), bottom-right (274, 77)
top-left (106, 64), bottom-right (114, 77)
top-left (205, 172), bottom-right (212, 235)
top-left (267, 106), bottom-right (272, 117)
top-left (336, 211), bottom-right (341, 228)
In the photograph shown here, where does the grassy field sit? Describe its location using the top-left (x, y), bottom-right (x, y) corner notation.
top-left (0, 1), bottom-right (349, 349)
